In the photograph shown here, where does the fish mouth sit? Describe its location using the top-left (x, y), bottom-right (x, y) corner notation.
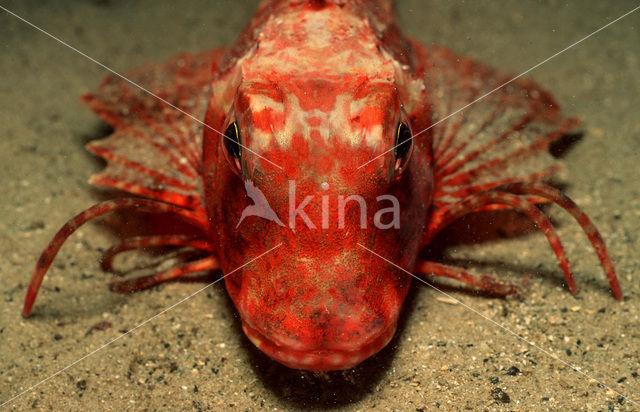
top-left (241, 320), bottom-right (397, 371)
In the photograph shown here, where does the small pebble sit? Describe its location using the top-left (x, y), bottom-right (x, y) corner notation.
top-left (505, 366), bottom-right (520, 376)
top-left (491, 388), bottom-right (510, 403)
top-left (76, 380), bottom-right (87, 391)
top-left (92, 321), bottom-right (112, 331)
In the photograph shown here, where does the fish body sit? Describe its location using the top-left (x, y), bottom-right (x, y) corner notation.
top-left (204, 0), bottom-right (430, 370)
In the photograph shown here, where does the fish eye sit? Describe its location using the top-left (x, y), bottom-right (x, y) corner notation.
top-left (223, 121), bottom-right (242, 173)
top-left (394, 121), bottom-right (413, 173)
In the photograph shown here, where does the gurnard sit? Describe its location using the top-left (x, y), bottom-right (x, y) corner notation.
top-left (24, 0), bottom-right (622, 370)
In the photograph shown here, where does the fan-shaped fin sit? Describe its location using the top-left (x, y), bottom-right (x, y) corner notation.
top-left (82, 49), bottom-right (227, 218)
top-left (417, 44), bottom-right (579, 208)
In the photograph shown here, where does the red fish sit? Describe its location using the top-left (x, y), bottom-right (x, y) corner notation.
top-left (23, 0), bottom-right (622, 371)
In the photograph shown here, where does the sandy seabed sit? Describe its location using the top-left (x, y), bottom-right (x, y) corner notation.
top-left (1, 0), bottom-right (639, 410)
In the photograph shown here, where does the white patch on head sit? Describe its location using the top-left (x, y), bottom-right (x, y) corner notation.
top-left (243, 87), bottom-right (390, 149)
top-left (303, 11), bottom-right (333, 47)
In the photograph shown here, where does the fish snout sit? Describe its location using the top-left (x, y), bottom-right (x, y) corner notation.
top-left (230, 259), bottom-right (410, 370)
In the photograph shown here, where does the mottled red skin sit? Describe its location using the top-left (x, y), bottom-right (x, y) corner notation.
top-left (23, 0), bottom-right (622, 371)
top-left (202, 0), bottom-right (433, 369)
